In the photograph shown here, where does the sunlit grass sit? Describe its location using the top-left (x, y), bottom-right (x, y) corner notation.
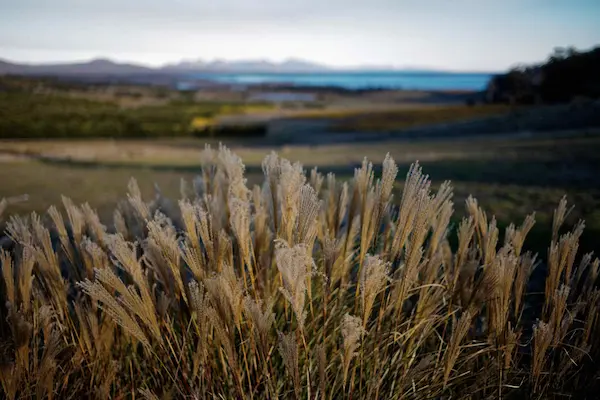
top-left (1, 144), bottom-right (599, 399)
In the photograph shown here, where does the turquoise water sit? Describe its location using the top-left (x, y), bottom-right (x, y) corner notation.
top-left (189, 71), bottom-right (494, 91)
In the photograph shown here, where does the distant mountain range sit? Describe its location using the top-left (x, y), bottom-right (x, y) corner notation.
top-left (162, 57), bottom-right (331, 73)
top-left (0, 57), bottom-right (460, 76)
top-left (0, 58), bottom-right (155, 76)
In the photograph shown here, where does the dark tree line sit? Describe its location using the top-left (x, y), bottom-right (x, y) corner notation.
top-left (486, 46), bottom-right (600, 104)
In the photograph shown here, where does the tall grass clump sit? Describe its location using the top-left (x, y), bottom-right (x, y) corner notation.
top-left (1, 144), bottom-right (600, 399)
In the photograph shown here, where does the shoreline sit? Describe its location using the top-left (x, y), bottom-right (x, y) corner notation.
top-left (3, 70), bottom-right (488, 95)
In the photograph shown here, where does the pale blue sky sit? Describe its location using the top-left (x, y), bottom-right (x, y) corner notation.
top-left (1, 0), bottom-right (598, 71)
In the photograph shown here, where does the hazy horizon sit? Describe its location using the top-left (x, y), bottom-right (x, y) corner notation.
top-left (1, 0), bottom-right (599, 72)
top-left (1, 54), bottom-right (506, 73)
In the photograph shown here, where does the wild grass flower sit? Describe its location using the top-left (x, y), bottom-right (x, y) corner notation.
top-left (275, 240), bottom-right (314, 331)
top-left (1, 145), bottom-right (599, 399)
top-left (359, 254), bottom-right (390, 326)
top-left (341, 313), bottom-right (365, 388)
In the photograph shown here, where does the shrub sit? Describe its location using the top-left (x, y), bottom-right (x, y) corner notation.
top-left (0, 145), bottom-right (599, 399)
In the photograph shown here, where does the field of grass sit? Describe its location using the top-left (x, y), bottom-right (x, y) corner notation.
top-left (0, 76), bottom-right (274, 139)
top-left (1, 142), bottom-right (600, 399)
top-left (1, 132), bottom-right (599, 255)
top-left (323, 104), bottom-right (517, 132)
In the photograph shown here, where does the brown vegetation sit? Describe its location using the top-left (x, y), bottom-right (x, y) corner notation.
top-left (328, 104), bottom-right (515, 132)
top-left (1, 145), bottom-right (599, 399)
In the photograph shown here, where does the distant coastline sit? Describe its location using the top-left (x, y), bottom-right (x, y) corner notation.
top-left (1, 57), bottom-right (496, 91)
top-left (182, 71), bottom-right (493, 91)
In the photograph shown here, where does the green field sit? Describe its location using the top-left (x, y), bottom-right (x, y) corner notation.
top-left (0, 76), bottom-right (274, 139)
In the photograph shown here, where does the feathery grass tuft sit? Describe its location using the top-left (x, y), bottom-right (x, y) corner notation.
top-left (0, 145), bottom-right (599, 399)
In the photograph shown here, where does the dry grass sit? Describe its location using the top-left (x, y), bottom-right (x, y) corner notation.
top-left (1, 144), bottom-right (600, 399)
top-left (2, 133), bottom-right (599, 256)
top-left (327, 104), bottom-right (515, 132)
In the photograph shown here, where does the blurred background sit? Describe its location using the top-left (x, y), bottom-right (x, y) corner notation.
top-left (1, 0), bottom-right (599, 255)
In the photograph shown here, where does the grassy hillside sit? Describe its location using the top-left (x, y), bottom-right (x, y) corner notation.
top-left (0, 76), bottom-right (272, 139)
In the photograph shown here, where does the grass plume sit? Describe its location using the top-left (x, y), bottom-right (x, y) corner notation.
top-left (0, 144), bottom-right (599, 399)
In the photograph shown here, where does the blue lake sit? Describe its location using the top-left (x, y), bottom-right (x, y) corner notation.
top-left (188, 71), bottom-right (494, 91)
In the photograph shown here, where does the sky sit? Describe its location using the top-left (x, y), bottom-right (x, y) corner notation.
top-left (1, 0), bottom-right (599, 71)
